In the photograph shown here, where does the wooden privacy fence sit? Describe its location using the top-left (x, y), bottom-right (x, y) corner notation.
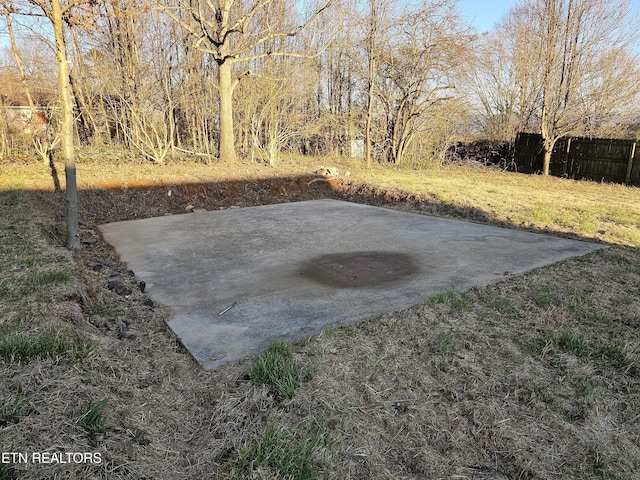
top-left (513, 132), bottom-right (640, 186)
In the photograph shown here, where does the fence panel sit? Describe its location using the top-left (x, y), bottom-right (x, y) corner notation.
top-left (513, 133), bottom-right (640, 186)
top-left (513, 133), bottom-right (543, 173)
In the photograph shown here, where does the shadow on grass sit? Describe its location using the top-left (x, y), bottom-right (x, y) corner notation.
top-left (29, 173), bottom-right (606, 247)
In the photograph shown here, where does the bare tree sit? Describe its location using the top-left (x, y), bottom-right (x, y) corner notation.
top-left (467, 27), bottom-right (540, 141)
top-left (52, 0), bottom-right (81, 247)
top-left (235, 56), bottom-right (318, 165)
top-left (363, 0), bottom-right (380, 168)
top-left (574, 45), bottom-right (640, 138)
top-left (372, 0), bottom-right (468, 164)
top-left (313, 0), bottom-right (357, 157)
top-left (10, 0), bottom-right (94, 248)
top-left (507, 0), bottom-right (640, 175)
top-left (157, 0), bottom-right (330, 163)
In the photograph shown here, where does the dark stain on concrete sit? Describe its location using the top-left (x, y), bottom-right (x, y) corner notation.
top-left (300, 251), bottom-right (419, 288)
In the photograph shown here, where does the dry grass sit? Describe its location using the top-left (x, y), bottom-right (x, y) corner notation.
top-left (346, 163), bottom-right (640, 247)
top-left (1, 151), bottom-right (639, 479)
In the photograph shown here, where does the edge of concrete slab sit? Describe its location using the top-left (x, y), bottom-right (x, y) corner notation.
top-left (98, 199), bottom-right (605, 369)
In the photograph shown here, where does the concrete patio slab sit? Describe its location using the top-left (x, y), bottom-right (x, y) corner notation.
top-left (98, 199), bottom-right (602, 369)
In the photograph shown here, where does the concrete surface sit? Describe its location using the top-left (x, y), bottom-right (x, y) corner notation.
top-left (98, 199), bottom-right (602, 369)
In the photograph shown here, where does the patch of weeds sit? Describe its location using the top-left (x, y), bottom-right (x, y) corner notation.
top-left (526, 332), bottom-right (555, 358)
top-left (558, 379), bottom-right (596, 423)
top-left (530, 331), bottom-right (637, 373)
top-left (519, 381), bottom-right (553, 405)
top-left (432, 334), bottom-right (454, 371)
top-left (88, 303), bottom-right (120, 317)
top-left (485, 293), bottom-right (520, 315)
top-left (232, 422), bottom-right (325, 480)
top-left (18, 256), bottom-right (41, 268)
top-left (626, 266), bottom-right (640, 276)
top-left (0, 280), bottom-right (9, 299)
top-left (32, 269), bottom-right (71, 286)
top-left (598, 341), bottom-right (636, 372)
top-left (433, 358), bottom-right (451, 372)
top-left (535, 386), bottom-right (552, 405)
top-left (556, 378), bottom-right (598, 424)
top-left (563, 286), bottom-right (591, 310)
top-left (0, 327), bottom-right (95, 364)
top-left (529, 330), bottom-right (593, 358)
top-left (530, 283), bottom-right (560, 308)
top-left (556, 331), bottom-right (594, 358)
top-left (250, 341), bottom-right (312, 399)
top-left (131, 429), bottom-right (152, 446)
top-left (0, 391), bottom-right (33, 426)
top-left (0, 462), bottom-right (18, 480)
top-left (580, 444), bottom-right (611, 478)
top-left (429, 287), bottom-right (470, 311)
top-left (562, 399), bottom-right (593, 423)
top-left (75, 398), bottom-right (108, 446)
top-left (372, 360), bottom-right (388, 376)
top-left (434, 334), bottom-right (454, 355)
top-left (323, 324), bottom-right (360, 338)
top-left (576, 378), bottom-right (597, 397)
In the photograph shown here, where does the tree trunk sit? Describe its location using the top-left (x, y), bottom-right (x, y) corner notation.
top-left (218, 59), bottom-right (237, 163)
top-left (542, 145), bottom-right (552, 176)
top-left (52, 0), bottom-right (80, 249)
top-left (541, 109), bottom-right (553, 176)
top-left (540, 92), bottom-right (551, 176)
top-left (364, 94), bottom-right (373, 167)
top-left (364, 0), bottom-right (377, 169)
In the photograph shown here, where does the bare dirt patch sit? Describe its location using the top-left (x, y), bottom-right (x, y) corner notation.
top-left (1, 155), bottom-right (639, 479)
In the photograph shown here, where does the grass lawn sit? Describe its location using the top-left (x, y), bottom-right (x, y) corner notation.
top-left (1, 151), bottom-right (639, 479)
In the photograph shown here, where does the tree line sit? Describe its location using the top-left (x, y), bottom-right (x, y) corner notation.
top-left (2, 0), bottom-right (639, 172)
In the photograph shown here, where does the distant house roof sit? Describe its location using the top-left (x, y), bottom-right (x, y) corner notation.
top-left (2, 105), bottom-right (53, 126)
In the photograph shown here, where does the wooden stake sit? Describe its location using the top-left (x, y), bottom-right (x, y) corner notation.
top-left (625, 142), bottom-right (636, 184)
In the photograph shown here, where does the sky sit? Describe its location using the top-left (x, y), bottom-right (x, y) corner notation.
top-left (459, 0), bottom-right (640, 33)
top-left (457, 0), bottom-right (515, 32)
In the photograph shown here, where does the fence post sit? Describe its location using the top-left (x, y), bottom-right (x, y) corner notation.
top-left (563, 137), bottom-right (572, 176)
top-left (625, 142), bottom-right (636, 184)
